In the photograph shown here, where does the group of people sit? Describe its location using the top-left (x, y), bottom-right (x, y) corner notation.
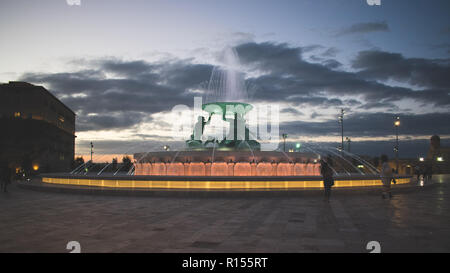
top-left (320, 154), bottom-right (399, 201)
top-left (0, 163), bottom-right (12, 193)
top-left (414, 163), bottom-right (433, 183)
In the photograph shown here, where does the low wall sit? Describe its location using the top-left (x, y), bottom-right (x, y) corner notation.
top-left (40, 174), bottom-right (411, 190)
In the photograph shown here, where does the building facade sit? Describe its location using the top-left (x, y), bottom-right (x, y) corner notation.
top-left (426, 135), bottom-right (450, 174)
top-left (386, 135), bottom-right (450, 175)
top-left (0, 81), bottom-right (75, 173)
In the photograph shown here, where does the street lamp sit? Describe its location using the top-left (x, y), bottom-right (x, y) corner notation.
top-left (295, 143), bottom-right (301, 152)
top-left (163, 145), bottom-right (170, 151)
top-left (90, 142), bottom-right (94, 162)
top-left (338, 109), bottom-right (345, 154)
top-left (282, 134), bottom-right (288, 152)
top-left (394, 116), bottom-right (400, 173)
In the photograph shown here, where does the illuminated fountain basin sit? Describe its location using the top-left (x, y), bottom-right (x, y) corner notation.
top-left (40, 149), bottom-right (411, 191)
top-left (40, 147), bottom-right (412, 190)
top-left (39, 46), bottom-right (413, 190)
top-left (41, 174), bottom-right (411, 190)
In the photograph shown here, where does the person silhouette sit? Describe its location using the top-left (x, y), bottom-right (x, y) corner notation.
top-left (0, 162), bottom-right (11, 193)
top-left (320, 159), bottom-right (334, 202)
top-left (380, 155), bottom-right (393, 199)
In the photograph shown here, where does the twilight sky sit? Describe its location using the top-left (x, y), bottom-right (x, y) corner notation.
top-left (1, 0), bottom-right (449, 159)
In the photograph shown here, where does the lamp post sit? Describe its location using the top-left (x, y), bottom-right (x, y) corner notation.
top-left (282, 134), bottom-right (288, 152)
top-left (338, 109), bottom-right (344, 155)
top-left (394, 116), bottom-right (400, 173)
top-left (90, 142), bottom-right (94, 162)
top-left (346, 137), bottom-right (351, 153)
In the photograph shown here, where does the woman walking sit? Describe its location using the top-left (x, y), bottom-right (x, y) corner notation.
top-left (380, 155), bottom-right (393, 199)
top-left (320, 159), bottom-right (334, 202)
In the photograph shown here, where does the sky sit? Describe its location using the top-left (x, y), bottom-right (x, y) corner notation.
top-left (1, 0), bottom-right (449, 160)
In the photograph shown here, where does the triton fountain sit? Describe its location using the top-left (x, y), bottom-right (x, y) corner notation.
top-left (40, 47), bottom-right (411, 191)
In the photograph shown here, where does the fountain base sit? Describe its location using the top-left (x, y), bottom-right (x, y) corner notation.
top-left (40, 174), bottom-right (411, 190)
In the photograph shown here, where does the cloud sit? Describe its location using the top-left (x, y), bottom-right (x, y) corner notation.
top-left (321, 47), bottom-right (339, 57)
top-left (336, 21), bottom-right (389, 36)
top-left (322, 59), bottom-right (342, 69)
top-left (77, 112), bottom-right (149, 132)
top-left (353, 50), bottom-right (450, 89)
top-left (236, 42), bottom-right (450, 107)
top-left (280, 107), bottom-right (303, 115)
top-left (21, 59), bottom-right (213, 131)
top-left (19, 42), bottom-right (450, 144)
top-left (281, 112), bottom-right (450, 137)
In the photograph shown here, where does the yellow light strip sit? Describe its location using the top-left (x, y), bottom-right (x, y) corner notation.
top-left (42, 177), bottom-right (410, 190)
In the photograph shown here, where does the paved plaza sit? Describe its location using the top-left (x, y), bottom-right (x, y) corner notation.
top-left (1, 175), bottom-right (449, 253)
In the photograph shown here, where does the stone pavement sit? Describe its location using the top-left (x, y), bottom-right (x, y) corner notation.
top-left (0, 175), bottom-right (449, 253)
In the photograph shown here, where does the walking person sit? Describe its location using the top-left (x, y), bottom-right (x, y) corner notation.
top-left (0, 162), bottom-right (11, 193)
top-left (320, 159), bottom-right (334, 202)
top-left (380, 155), bottom-right (393, 199)
top-left (414, 165), bottom-right (421, 182)
top-left (0, 163), bottom-right (4, 193)
top-left (425, 162), bottom-right (433, 183)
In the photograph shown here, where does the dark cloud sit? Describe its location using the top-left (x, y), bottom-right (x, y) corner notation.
top-left (336, 21), bottom-right (389, 36)
top-left (99, 59), bottom-right (157, 78)
top-left (357, 102), bottom-right (399, 111)
top-left (19, 42), bottom-right (450, 138)
top-left (290, 139), bottom-right (439, 158)
top-left (321, 47), bottom-right (339, 57)
top-left (21, 60), bottom-right (213, 131)
top-left (310, 112), bottom-right (321, 119)
top-left (281, 112), bottom-right (450, 137)
top-left (77, 112), bottom-right (148, 132)
top-left (280, 107), bottom-right (303, 115)
top-left (300, 44), bottom-right (324, 53)
top-left (322, 59), bottom-right (342, 69)
top-left (236, 42), bottom-right (450, 107)
top-left (352, 50), bottom-right (450, 89)
top-left (292, 96), bottom-right (344, 107)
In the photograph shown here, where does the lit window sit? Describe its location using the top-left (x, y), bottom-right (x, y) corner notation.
top-left (14, 112), bottom-right (21, 118)
top-left (58, 115), bottom-right (65, 123)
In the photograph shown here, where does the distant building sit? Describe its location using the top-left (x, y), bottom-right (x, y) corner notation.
top-left (0, 81), bottom-right (75, 173)
top-left (386, 135), bottom-right (450, 175)
top-left (427, 135), bottom-right (450, 173)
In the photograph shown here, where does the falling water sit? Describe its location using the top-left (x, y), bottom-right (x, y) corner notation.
top-left (302, 145), bottom-right (342, 176)
top-left (205, 47), bottom-right (249, 103)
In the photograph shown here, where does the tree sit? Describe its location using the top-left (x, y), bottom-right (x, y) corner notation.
top-left (72, 156), bottom-right (85, 169)
top-left (122, 156), bottom-right (132, 171)
top-left (112, 157), bottom-right (118, 170)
